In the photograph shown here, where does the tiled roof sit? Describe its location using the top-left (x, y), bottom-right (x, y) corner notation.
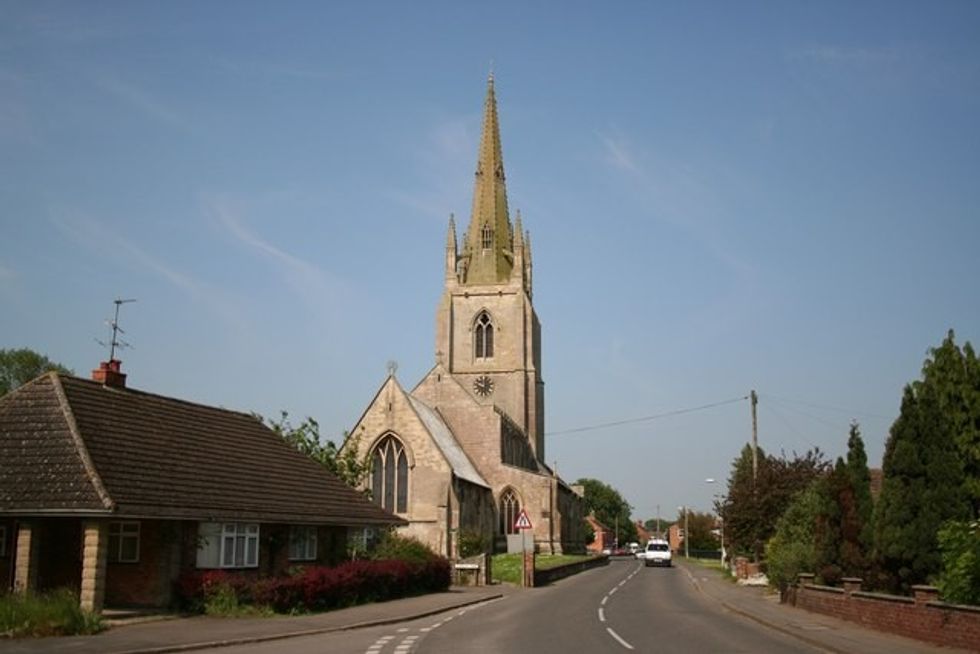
top-left (0, 373), bottom-right (403, 526)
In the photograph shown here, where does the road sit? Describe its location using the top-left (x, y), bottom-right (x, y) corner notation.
top-left (221, 559), bottom-right (820, 654)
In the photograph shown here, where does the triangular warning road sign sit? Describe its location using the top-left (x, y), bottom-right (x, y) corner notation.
top-left (514, 509), bottom-right (533, 530)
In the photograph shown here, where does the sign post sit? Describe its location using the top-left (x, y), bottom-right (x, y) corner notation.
top-left (515, 509), bottom-right (534, 587)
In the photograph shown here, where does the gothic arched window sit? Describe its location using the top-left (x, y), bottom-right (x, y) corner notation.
top-left (474, 311), bottom-right (494, 359)
top-left (371, 434), bottom-right (409, 513)
top-left (500, 488), bottom-right (521, 535)
top-left (481, 223), bottom-right (493, 250)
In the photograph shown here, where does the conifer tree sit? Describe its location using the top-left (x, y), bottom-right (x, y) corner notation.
top-left (874, 385), bottom-right (967, 592)
top-left (813, 458), bottom-right (847, 583)
top-left (842, 422), bottom-right (874, 577)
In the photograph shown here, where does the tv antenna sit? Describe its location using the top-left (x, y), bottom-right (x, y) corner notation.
top-left (95, 298), bottom-right (137, 361)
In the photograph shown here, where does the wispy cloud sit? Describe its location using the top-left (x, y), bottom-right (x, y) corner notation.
top-left (207, 196), bottom-right (350, 310)
top-left (600, 135), bottom-right (640, 175)
top-left (51, 211), bottom-right (242, 323)
top-left (211, 57), bottom-right (347, 82)
top-left (389, 114), bottom-right (477, 222)
top-left (91, 73), bottom-right (184, 128)
top-left (791, 45), bottom-right (903, 67)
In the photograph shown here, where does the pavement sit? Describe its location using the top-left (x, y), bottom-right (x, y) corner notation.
top-left (1, 585), bottom-right (511, 654)
top-left (3, 563), bottom-right (973, 654)
top-left (675, 558), bottom-right (974, 654)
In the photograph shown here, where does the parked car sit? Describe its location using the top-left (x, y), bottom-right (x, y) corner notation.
top-left (627, 542), bottom-right (641, 556)
top-left (643, 539), bottom-right (672, 567)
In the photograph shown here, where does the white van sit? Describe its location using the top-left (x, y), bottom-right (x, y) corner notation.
top-left (643, 539), bottom-right (672, 567)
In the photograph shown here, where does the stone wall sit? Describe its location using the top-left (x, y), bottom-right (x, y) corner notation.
top-left (793, 574), bottom-right (980, 651)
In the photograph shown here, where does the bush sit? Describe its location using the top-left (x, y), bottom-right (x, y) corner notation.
top-left (175, 556), bottom-right (451, 615)
top-left (458, 530), bottom-right (489, 558)
top-left (937, 520), bottom-right (980, 605)
top-left (0, 589), bottom-right (103, 638)
top-left (370, 533), bottom-right (437, 565)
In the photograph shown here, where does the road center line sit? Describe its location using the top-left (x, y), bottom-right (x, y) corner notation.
top-left (598, 607), bottom-right (606, 622)
top-left (601, 595), bottom-right (608, 605)
top-left (606, 627), bottom-right (635, 650)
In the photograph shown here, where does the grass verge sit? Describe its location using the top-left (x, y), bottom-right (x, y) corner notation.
top-left (491, 554), bottom-right (595, 584)
top-left (0, 589), bottom-right (104, 638)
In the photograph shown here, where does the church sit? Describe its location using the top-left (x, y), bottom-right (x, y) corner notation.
top-left (344, 76), bottom-right (584, 557)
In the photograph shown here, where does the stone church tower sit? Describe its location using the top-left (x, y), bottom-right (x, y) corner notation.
top-left (435, 73), bottom-right (545, 461)
top-left (345, 76), bottom-right (583, 557)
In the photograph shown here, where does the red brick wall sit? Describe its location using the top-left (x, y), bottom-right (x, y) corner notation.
top-left (795, 577), bottom-right (980, 651)
top-left (106, 520), bottom-right (184, 608)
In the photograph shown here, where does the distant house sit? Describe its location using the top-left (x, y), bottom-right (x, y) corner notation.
top-left (585, 514), bottom-right (613, 554)
top-left (634, 520), bottom-right (653, 545)
top-left (0, 361), bottom-right (403, 612)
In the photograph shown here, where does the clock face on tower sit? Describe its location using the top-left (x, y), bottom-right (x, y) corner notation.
top-left (473, 375), bottom-right (494, 397)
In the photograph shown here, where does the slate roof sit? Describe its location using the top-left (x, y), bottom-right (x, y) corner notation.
top-left (406, 394), bottom-right (489, 488)
top-left (0, 373), bottom-right (403, 526)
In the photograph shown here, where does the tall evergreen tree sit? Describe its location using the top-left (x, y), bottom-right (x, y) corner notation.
top-left (914, 330), bottom-right (980, 518)
top-left (842, 422), bottom-right (874, 577)
top-left (813, 458), bottom-right (847, 583)
top-left (874, 385), bottom-right (968, 592)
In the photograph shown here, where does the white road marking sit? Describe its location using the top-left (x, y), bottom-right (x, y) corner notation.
top-left (601, 595), bottom-right (608, 605)
top-left (609, 587), bottom-right (618, 595)
top-left (598, 607), bottom-right (606, 622)
top-left (397, 627), bottom-right (409, 632)
top-left (606, 627), bottom-right (635, 650)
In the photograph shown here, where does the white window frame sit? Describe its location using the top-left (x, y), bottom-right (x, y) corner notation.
top-left (288, 525), bottom-right (318, 561)
top-left (108, 521), bottom-right (140, 563)
top-left (221, 523), bottom-right (259, 568)
top-left (196, 522), bottom-right (260, 569)
top-left (0, 525), bottom-right (6, 557)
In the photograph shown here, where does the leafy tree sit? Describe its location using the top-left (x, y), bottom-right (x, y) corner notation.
top-left (874, 385), bottom-right (968, 592)
top-left (0, 348), bottom-right (73, 395)
top-left (265, 411), bottom-right (371, 490)
top-left (679, 510), bottom-right (719, 551)
top-left (575, 478), bottom-right (637, 546)
top-left (721, 444), bottom-right (828, 561)
top-left (765, 481), bottom-right (822, 592)
top-left (936, 519), bottom-right (980, 605)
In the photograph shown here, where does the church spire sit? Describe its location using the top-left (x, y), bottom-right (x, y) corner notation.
top-left (461, 73), bottom-right (513, 284)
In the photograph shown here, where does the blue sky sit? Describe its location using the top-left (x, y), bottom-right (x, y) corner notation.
top-left (2, 1), bottom-right (978, 522)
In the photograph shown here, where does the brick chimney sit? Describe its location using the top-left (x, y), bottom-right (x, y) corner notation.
top-left (91, 359), bottom-right (127, 388)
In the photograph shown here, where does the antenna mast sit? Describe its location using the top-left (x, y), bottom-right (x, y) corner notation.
top-left (97, 298), bottom-right (137, 360)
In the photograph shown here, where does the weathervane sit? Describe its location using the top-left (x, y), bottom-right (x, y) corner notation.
top-left (95, 298), bottom-right (137, 361)
top-left (386, 360), bottom-right (399, 377)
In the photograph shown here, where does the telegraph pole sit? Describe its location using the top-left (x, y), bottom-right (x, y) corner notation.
top-left (750, 389), bottom-right (758, 485)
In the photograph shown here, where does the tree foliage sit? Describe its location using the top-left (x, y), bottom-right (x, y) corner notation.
top-left (765, 481), bottom-right (822, 591)
top-left (911, 330), bottom-right (980, 518)
top-left (679, 509), bottom-right (718, 551)
top-left (0, 348), bottom-right (73, 396)
top-left (874, 384), bottom-right (968, 592)
top-left (265, 411), bottom-right (371, 490)
top-left (575, 478), bottom-right (637, 545)
top-left (721, 444), bottom-right (829, 561)
top-left (936, 519), bottom-right (980, 606)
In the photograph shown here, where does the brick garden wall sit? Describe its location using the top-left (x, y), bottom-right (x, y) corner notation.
top-left (793, 574), bottom-right (980, 651)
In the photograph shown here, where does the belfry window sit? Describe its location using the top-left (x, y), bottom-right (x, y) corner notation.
top-left (481, 223), bottom-right (493, 250)
top-left (371, 434), bottom-right (409, 513)
top-left (475, 311), bottom-right (494, 359)
top-left (500, 488), bottom-right (521, 535)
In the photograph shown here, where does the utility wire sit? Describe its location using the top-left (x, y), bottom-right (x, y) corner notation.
top-left (758, 392), bottom-right (892, 421)
top-left (546, 395), bottom-right (749, 437)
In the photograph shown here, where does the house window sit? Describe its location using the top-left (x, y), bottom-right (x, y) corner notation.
top-left (289, 525), bottom-right (318, 561)
top-left (0, 525), bottom-right (6, 557)
top-left (196, 522), bottom-right (259, 569)
top-left (108, 522), bottom-right (140, 563)
top-left (481, 223), bottom-right (493, 249)
top-left (371, 434), bottom-right (409, 513)
top-left (475, 311), bottom-right (494, 359)
top-left (500, 488), bottom-right (521, 535)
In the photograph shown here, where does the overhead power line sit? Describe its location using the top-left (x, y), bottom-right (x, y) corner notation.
top-left (546, 395), bottom-right (749, 437)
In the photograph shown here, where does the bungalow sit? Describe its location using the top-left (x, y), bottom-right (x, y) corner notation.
top-left (0, 360), bottom-right (403, 612)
